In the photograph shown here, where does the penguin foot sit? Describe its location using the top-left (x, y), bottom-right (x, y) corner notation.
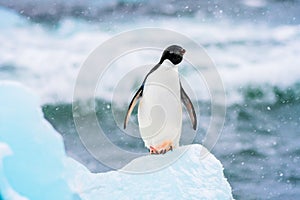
top-left (149, 140), bottom-right (173, 155)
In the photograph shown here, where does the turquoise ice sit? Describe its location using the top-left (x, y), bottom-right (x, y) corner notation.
top-left (0, 82), bottom-right (232, 200)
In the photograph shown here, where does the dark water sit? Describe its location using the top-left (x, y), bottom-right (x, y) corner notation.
top-left (1, 0), bottom-right (300, 25)
top-left (43, 84), bottom-right (300, 199)
top-left (214, 85), bottom-right (300, 199)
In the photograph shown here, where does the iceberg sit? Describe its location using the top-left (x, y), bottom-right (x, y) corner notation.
top-left (0, 82), bottom-right (80, 200)
top-left (0, 82), bottom-right (233, 200)
top-left (66, 145), bottom-right (233, 200)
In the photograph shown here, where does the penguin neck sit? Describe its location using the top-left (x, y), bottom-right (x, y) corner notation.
top-left (160, 59), bottom-right (179, 71)
top-left (143, 59), bottom-right (179, 85)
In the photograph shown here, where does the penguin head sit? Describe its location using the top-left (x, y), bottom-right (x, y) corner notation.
top-left (159, 45), bottom-right (185, 65)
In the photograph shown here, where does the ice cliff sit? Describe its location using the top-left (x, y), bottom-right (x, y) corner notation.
top-left (0, 82), bottom-right (232, 200)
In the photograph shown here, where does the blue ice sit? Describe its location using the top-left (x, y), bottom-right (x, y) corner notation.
top-left (0, 82), bottom-right (232, 200)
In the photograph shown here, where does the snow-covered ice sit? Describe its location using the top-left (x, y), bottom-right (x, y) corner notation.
top-left (0, 82), bottom-right (233, 200)
top-left (66, 145), bottom-right (233, 200)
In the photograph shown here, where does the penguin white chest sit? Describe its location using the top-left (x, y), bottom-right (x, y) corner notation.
top-left (138, 62), bottom-right (182, 148)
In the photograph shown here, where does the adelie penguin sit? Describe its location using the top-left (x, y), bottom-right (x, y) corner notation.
top-left (124, 45), bottom-right (197, 154)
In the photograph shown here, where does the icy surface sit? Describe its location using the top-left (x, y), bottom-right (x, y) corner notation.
top-left (0, 82), bottom-right (79, 200)
top-left (0, 143), bottom-right (28, 200)
top-left (0, 82), bottom-right (232, 200)
top-left (66, 145), bottom-right (233, 200)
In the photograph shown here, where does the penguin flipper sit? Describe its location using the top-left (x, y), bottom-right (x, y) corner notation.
top-left (124, 85), bottom-right (144, 129)
top-left (180, 85), bottom-right (197, 130)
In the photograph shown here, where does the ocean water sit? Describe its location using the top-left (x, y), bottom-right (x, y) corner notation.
top-left (1, 0), bottom-right (300, 199)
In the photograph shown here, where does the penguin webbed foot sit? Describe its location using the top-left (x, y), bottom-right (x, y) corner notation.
top-left (149, 140), bottom-right (173, 155)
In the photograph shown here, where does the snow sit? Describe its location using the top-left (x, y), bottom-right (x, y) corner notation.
top-left (0, 82), bottom-right (233, 200)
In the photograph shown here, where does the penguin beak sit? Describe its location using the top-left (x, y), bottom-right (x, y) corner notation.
top-left (180, 48), bottom-right (186, 56)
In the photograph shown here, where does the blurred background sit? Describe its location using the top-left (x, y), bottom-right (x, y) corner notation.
top-left (1, 0), bottom-right (300, 199)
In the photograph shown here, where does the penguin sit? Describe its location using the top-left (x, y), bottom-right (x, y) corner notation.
top-left (124, 45), bottom-right (197, 154)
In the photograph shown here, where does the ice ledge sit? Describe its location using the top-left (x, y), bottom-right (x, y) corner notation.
top-left (67, 144), bottom-right (233, 200)
top-left (0, 82), bottom-right (233, 200)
